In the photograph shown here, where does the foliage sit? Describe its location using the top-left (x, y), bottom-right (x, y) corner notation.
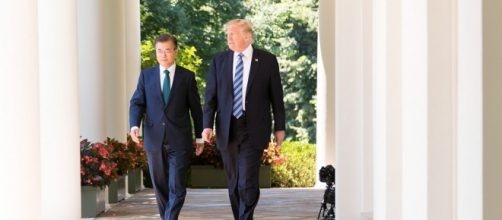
top-left (140, 0), bottom-right (247, 77)
top-left (246, 0), bottom-right (319, 143)
top-left (140, 39), bottom-right (156, 68)
top-left (261, 142), bottom-right (286, 166)
top-left (271, 141), bottom-right (316, 187)
top-left (126, 135), bottom-right (148, 169)
top-left (104, 137), bottom-right (129, 176)
top-left (190, 138), bottom-right (223, 168)
top-left (141, 37), bottom-right (202, 72)
top-left (191, 139), bottom-right (286, 168)
top-left (80, 139), bottom-right (119, 189)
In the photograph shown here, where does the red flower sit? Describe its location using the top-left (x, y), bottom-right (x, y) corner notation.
top-left (80, 138), bottom-right (119, 189)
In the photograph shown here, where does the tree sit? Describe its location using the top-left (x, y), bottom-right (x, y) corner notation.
top-left (140, 0), bottom-right (248, 82)
top-left (246, 0), bottom-right (318, 143)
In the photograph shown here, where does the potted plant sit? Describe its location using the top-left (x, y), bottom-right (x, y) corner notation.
top-left (190, 139), bottom-right (286, 188)
top-left (190, 137), bottom-right (223, 168)
top-left (126, 135), bottom-right (147, 193)
top-left (80, 138), bottom-right (118, 217)
top-left (261, 142), bottom-right (287, 166)
top-left (189, 138), bottom-right (225, 188)
top-left (104, 137), bottom-right (128, 203)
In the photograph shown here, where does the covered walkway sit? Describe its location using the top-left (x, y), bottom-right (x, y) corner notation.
top-left (96, 188), bottom-right (325, 220)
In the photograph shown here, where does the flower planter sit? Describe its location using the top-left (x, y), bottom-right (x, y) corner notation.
top-left (81, 186), bottom-right (106, 218)
top-left (128, 168), bottom-right (142, 193)
top-left (190, 165), bottom-right (271, 188)
top-left (108, 175), bottom-right (126, 203)
top-left (259, 165), bottom-right (271, 188)
top-left (190, 165), bottom-right (227, 188)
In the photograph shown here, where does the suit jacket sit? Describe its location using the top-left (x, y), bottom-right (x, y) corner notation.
top-left (130, 65), bottom-right (203, 152)
top-left (203, 48), bottom-right (285, 150)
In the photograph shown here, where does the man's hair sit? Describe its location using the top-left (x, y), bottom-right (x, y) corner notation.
top-left (224, 19), bottom-right (254, 41)
top-left (154, 33), bottom-right (178, 49)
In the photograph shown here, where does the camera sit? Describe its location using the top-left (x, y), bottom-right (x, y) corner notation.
top-left (317, 165), bottom-right (336, 220)
top-left (319, 165), bottom-right (335, 184)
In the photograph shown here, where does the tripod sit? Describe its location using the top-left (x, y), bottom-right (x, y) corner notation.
top-left (317, 182), bottom-right (335, 220)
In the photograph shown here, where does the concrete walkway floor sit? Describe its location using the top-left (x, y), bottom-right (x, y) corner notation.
top-left (95, 187), bottom-right (326, 220)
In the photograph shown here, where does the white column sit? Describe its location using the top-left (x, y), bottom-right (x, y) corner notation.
top-left (427, 0), bottom-right (455, 219)
top-left (103, 0), bottom-right (127, 141)
top-left (372, 0), bottom-right (388, 219)
top-left (125, 0), bottom-right (143, 190)
top-left (317, 0), bottom-right (336, 187)
top-left (335, 0), bottom-right (364, 219)
top-left (362, 0), bottom-right (374, 218)
top-left (456, 0), bottom-right (482, 219)
top-left (39, 0), bottom-right (81, 219)
top-left (385, 1), bottom-right (403, 219)
top-left (78, 0), bottom-right (106, 142)
top-left (125, 0), bottom-right (142, 102)
top-left (373, 1), bottom-right (403, 219)
top-left (0, 1), bottom-right (41, 219)
top-left (482, 1), bottom-right (502, 219)
top-left (401, 0), bottom-right (427, 219)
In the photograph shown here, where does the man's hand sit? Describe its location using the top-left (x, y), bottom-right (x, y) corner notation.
top-left (195, 143), bottom-right (204, 156)
top-left (202, 128), bottom-right (213, 143)
top-left (273, 130), bottom-right (285, 147)
top-left (130, 127), bottom-right (140, 144)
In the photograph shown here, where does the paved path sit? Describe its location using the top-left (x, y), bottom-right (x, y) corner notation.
top-left (96, 187), bottom-right (326, 220)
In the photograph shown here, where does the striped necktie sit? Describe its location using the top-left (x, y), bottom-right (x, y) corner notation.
top-left (232, 53), bottom-right (244, 118)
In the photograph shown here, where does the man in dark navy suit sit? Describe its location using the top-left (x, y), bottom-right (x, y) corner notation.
top-left (202, 19), bottom-right (286, 220)
top-left (129, 33), bottom-right (204, 220)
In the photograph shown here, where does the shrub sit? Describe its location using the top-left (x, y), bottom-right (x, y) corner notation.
top-left (271, 141), bottom-right (316, 187)
top-left (104, 137), bottom-right (129, 176)
top-left (126, 135), bottom-right (147, 169)
top-left (261, 142), bottom-right (287, 166)
top-left (191, 137), bottom-right (224, 168)
top-left (191, 139), bottom-right (286, 168)
top-left (80, 139), bottom-right (119, 189)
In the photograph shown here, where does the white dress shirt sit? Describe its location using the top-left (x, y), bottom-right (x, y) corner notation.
top-left (233, 45), bottom-right (253, 111)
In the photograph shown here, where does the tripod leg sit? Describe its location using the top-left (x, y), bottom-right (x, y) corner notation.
top-left (318, 202), bottom-right (327, 219)
top-left (317, 202), bottom-right (324, 219)
top-left (326, 203), bottom-right (335, 219)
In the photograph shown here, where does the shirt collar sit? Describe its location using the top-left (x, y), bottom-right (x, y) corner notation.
top-left (234, 45), bottom-right (253, 59)
top-left (160, 63), bottom-right (176, 74)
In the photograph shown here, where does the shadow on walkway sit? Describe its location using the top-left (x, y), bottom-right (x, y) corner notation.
top-left (96, 187), bottom-right (324, 220)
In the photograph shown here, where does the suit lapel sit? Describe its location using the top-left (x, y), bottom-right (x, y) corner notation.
top-left (166, 68), bottom-right (182, 108)
top-left (150, 66), bottom-right (164, 105)
top-left (226, 51), bottom-right (234, 90)
top-left (246, 49), bottom-right (259, 95)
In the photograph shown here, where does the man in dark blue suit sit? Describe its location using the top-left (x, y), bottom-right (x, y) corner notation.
top-left (129, 33), bottom-right (204, 220)
top-left (202, 19), bottom-right (286, 220)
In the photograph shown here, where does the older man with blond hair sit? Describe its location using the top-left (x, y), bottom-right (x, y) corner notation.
top-left (202, 19), bottom-right (286, 220)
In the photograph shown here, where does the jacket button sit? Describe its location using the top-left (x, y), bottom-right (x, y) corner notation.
top-left (162, 123), bottom-right (165, 126)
